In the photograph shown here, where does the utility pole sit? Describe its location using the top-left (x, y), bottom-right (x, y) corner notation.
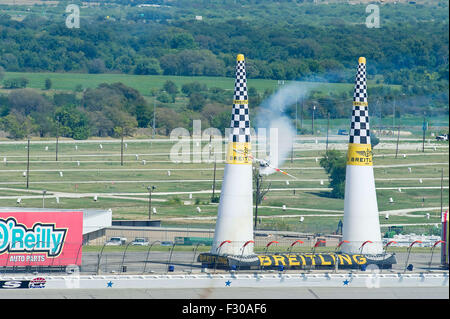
top-left (440, 168), bottom-right (444, 218)
top-left (42, 190), bottom-right (47, 208)
top-left (147, 185), bottom-right (156, 220)
top-left (326, 113), bottom-right (330, 152)
top-left (295, 99), bottom-right (298, 135)
top-left (56, 116), bottom-right (59, 162)
top-left (212, 160), bottom-right (217, 202)
top-left (254, 171), bottom-right (261, 230)
top-left (392, 97), bottom-right (396, 135)
top-left (395, 126), bottom-right (400, 159)
top-left (422, 115), bottom-right (427, 153)
top-left (120, 126), bottom-right (124, 166)
top-left (253, 166), bottom-right (271, 230)
top-left (300, 99), bottom-right (303, 131)
top-left (152, 100), bottom-right (156, 139)
top-left (26, 138), bottom-right (30, 189)
top-left (312, 105), bottom-right (316, 135)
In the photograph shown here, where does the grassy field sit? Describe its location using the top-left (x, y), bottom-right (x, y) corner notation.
top-left (3, 71), bottom-right (391, 97)
top-left (0, 133), bottom-right (448, 235)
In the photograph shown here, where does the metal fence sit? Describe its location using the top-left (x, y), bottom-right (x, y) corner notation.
top-left (1, 238), bottom-right (447, 275)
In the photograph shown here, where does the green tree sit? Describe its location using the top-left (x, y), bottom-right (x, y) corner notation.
top-left (3, 78), bottom-right (29, 89)
top-left (45, 78), bottom-right (52, 90)
top-left (87, 58), bottom-right (106, 74)
top-left (134, 58), bottom-right (162, 75)
top-left (320, 150), bottom-right (346, 199)
top-left (181, 82), bottom-right (207, 96)
top-left (187, 93), bottom-right (206, 112)
top-left (163, 80), bottom-right (179, 96)
top-left (54, 106), bottom-right (90, 140)
top-left (0, 113), bottom-right (36, 139)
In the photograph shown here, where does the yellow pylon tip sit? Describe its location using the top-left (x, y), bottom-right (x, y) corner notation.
top-left (358, 57), bottom-right (366, 64)
top-left (237, 54), bottom-right (245, 61)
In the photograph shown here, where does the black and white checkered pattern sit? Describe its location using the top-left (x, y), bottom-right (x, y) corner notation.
top-left (350, 106), bottom-right (370, 144)
top-left (350, 62), bottom-right (370, 144)
top-left (230, 59), bottom-right (250, 143)
top-left (353, 63), bottom-right (367, 103)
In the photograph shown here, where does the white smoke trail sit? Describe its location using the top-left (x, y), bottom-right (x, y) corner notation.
top-left (255, 81), bottom-right (318, 175)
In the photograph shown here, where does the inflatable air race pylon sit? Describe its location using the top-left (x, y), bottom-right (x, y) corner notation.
top-left (210, 54), bottom-right (254, 256)
top-left (342, 57), bottom-right (383, 255)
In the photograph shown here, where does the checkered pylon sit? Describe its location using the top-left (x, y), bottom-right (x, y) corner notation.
top-left (349, 58), bottom-right (370, 145)
top-left (230, 55), bottom-right (250, 143)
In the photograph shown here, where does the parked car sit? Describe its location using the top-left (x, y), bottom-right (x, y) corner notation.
top-left (131, 237), bottom-right (149, 246)
top-left (161, 241), bottom-right (174, 246)
top-left (337, 129), bottom-right (349, 136)
top-left (105, 237), bottom-right (126, 246)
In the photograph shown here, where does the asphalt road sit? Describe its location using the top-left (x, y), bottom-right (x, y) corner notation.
top-left (0, 286), bottom-right (447, 299)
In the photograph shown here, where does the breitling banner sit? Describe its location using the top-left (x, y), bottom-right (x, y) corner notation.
top-left (199, 253), bottom-right (396, 268)
top-left (256, 253), bottom-right (366, 267)
top-left (347, 143), bottom-right (373, 166)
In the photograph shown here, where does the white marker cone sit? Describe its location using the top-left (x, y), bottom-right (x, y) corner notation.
top-left (211, 54), bottom-right (254, 257)
top-left (342, 57), bottom-right (382, 255)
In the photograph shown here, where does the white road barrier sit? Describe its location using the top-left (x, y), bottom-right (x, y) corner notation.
top-left (0, 273), bottom-right (447, 290)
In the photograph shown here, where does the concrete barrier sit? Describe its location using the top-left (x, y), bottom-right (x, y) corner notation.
top-left (0, 272), bottom-right (447, 289)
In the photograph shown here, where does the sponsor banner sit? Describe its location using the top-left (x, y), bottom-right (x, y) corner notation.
top-left (199, 253), bottom-right (396, 269)
top-left (226, 142), bottom-right (251, 165)
top-left (233, 99), bottom-right (248, 105)
top-left (0, 280), bottom-right (30, 289)
top-left (198, 253), bottom-right (229, 266)
top-left (256, 254), bottom-right (365, 267)
top-left (347, 143), bottom-right (373, 166)
top-left (0, 277), bottom-right (46, 289)
top-left (0, 211), bottom-right (83, 266)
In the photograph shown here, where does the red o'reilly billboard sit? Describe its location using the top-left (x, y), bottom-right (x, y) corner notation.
top-left (0, 211), bottom-right (83, 266)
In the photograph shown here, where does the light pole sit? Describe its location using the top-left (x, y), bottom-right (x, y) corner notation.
top-left (300, 99), bottom-right (304, 131)
top-left (152, 100), bottom-right (156, 139)
top-left (422, 114), bottom-right (427, 153)
top-left (42, 190), bottom-right (47, 208)
top-left (26, 138), bottom-right (30, 189)
top-left (395, 125), bottom-right (400, 159)
top-left (120, 126), bottom-right (124, 166)
top-left (440, 168), bottom-right (444, 219)
top-left (211, 160), bottom-right (217, 202)
top-left (392, 96), bottom-right (396, 135)
top-left (295, 99), bottom-right (298, 135)
top-left (147, 185), bottom-right (156, 220)
top-left (326, 112), bottom-right (330, 152)
top-left (312, 105), bottom-right (316, 135)
top-left (56, 116), bottom-right (60, 162)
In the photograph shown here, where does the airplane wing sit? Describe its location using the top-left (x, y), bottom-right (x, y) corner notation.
top-left (233, 148), bottom-right (297, 179)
